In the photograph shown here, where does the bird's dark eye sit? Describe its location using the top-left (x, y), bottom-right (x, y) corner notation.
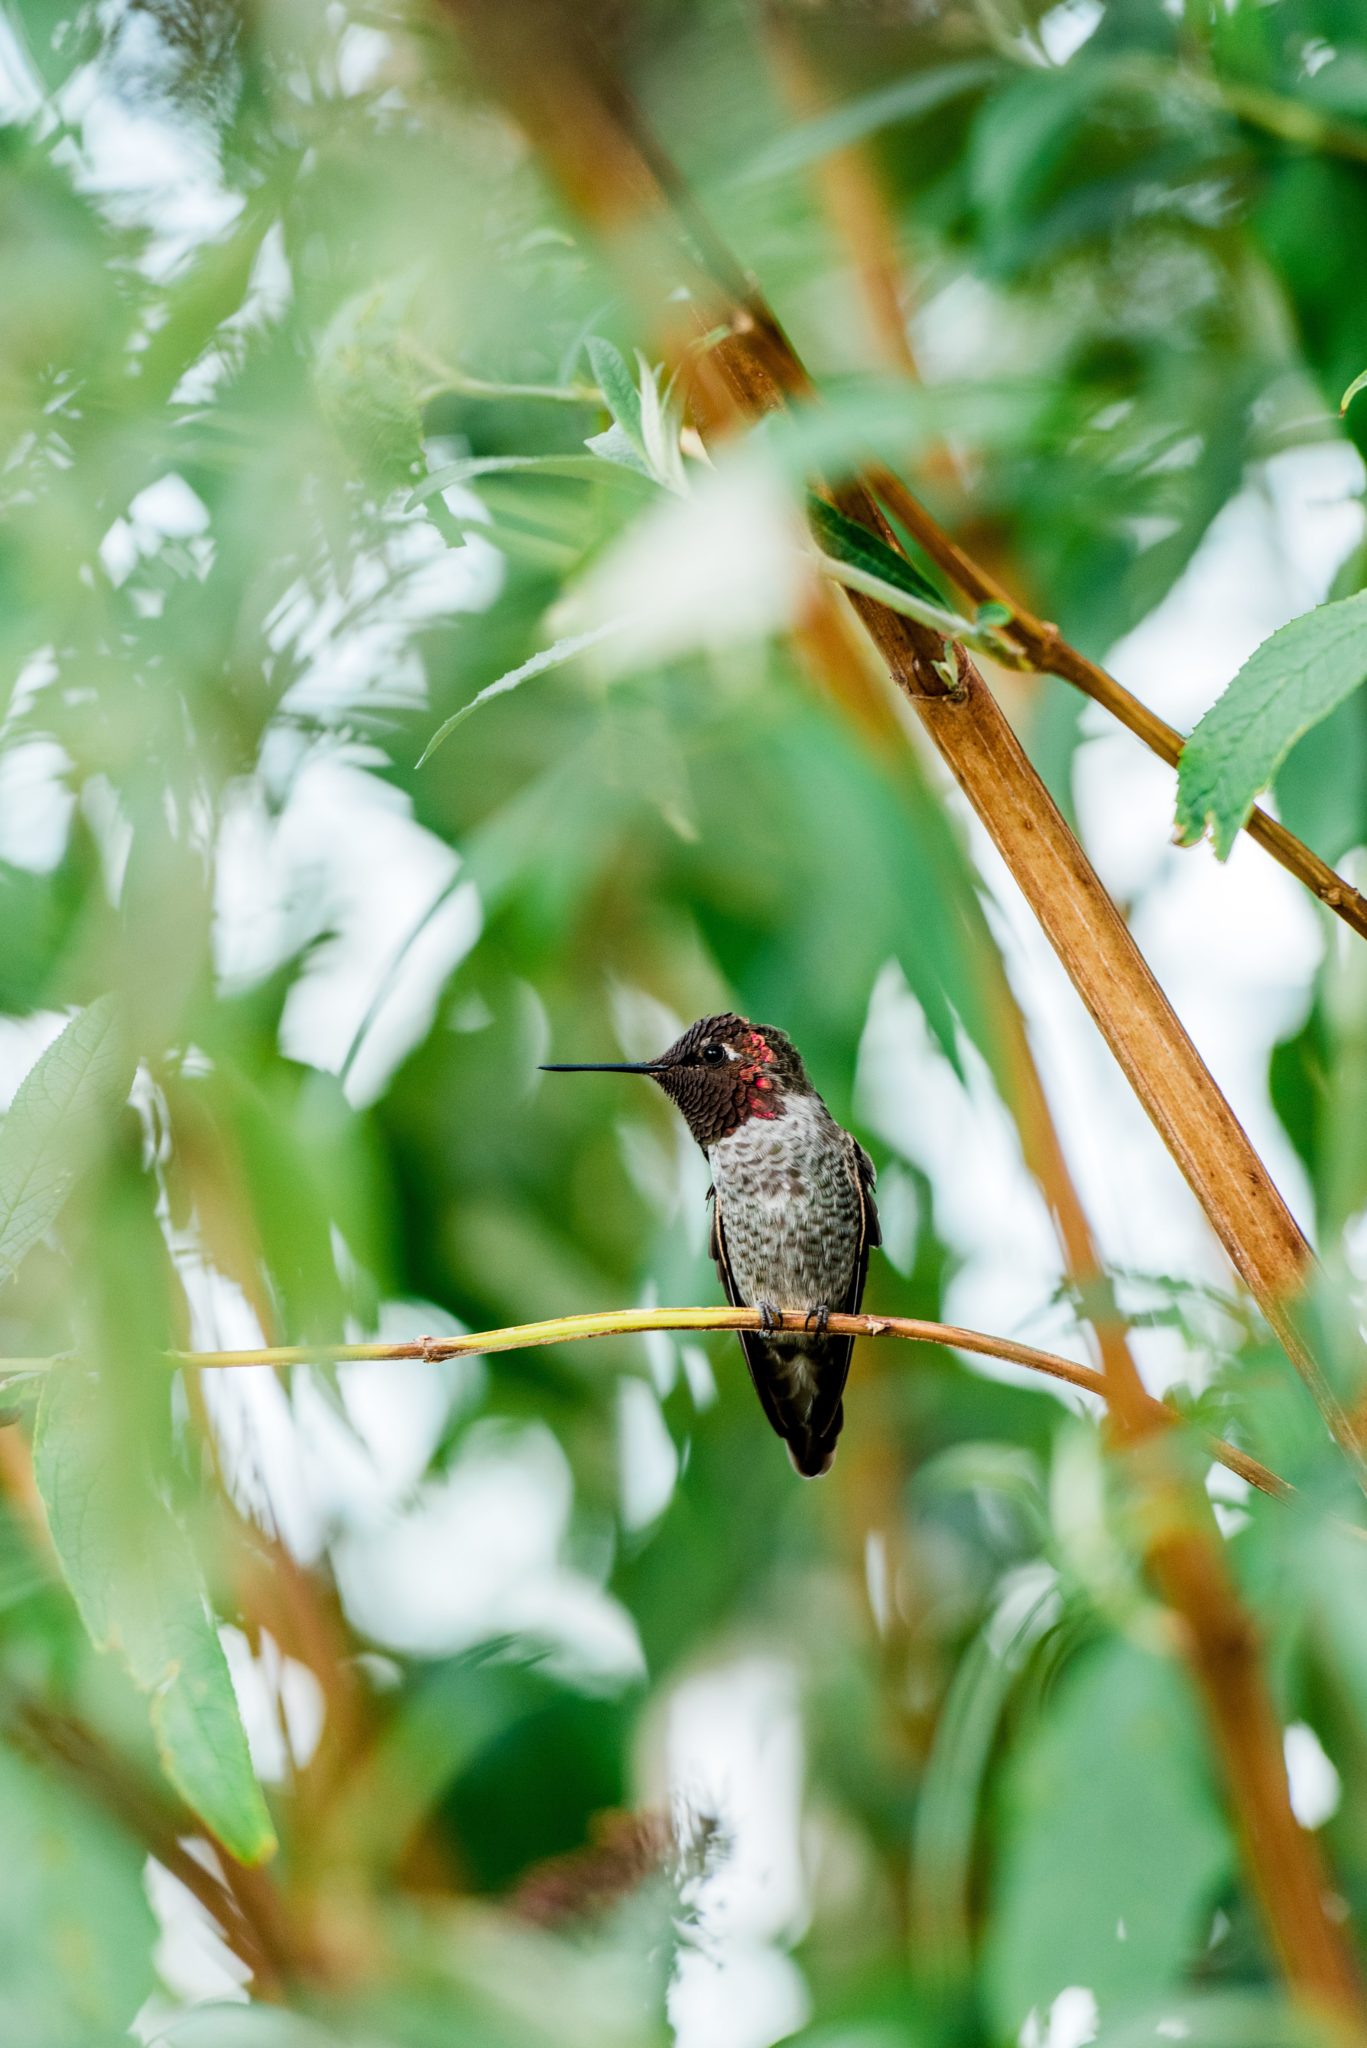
top-left (701, 1043), bottom-right (725, 1066)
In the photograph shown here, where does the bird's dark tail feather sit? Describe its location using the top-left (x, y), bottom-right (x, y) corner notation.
top-left (785, 1400), bottom-right (844, 1479)
top-left (739, 1333), bottom-right (852, 1480)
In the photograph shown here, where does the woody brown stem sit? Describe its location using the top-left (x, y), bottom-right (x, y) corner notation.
top-left (760, 9), bottom-right (920, 382)
top-left (791, 586), bottom-right (1137, 1392)
top-left (867, 464), bottom-right (1367, 941)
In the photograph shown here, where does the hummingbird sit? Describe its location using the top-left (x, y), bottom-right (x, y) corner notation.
top-left (542, 1013), bottom-right (880, 1477)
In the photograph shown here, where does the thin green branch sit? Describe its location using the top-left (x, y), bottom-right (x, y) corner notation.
top-left (2, 1307), bottom-right (1288, 1502)
top-left (1167, 62), bottom-right (1367, 168)
top-left (409, 340), bottom-right (601, 407)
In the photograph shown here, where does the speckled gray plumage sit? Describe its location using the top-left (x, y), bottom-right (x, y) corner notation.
top-left (708, 1087), bottom-right (879, 1478)
top-left (542, 1011), bottom-right (879, 1475)
top-left (709, 1094), bottom-right (865, 1327)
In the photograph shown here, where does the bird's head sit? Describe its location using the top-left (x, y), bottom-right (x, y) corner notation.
top-left (541, 1012), bottom-right (811, 1148)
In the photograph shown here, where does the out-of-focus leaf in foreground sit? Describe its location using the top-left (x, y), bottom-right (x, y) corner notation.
top-left (987, 1638), bottom-right (1231, 2032)
top-left (0, 998), bottom-right (130, 1292)
top-left (1176, 592), bottom-right (1367, 858)
top-left (33, 1368), bottom-right (276, 1864)
top-left (314, 280), bottom-right (428, 493)
top-left (153, 2009), bottom-right (343, 2047)
top-left (584, 338), bottom-right (648, 468)
top-left (0, 1738), bottom-right (157, 2045)
top-left (418, 621), bottom-right (628, 765)
top-left (731, 57), bottom-right (1000, 183)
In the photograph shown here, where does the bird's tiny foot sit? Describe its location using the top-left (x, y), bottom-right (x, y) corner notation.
top-left (757, 1301), bottom-right (782, 1335)
top-left (804, 1303), bottom-right (831, 1339)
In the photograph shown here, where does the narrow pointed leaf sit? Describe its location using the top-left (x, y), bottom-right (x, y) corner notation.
top-left (34, 1369), bottom-right (277, 1865)
top-left (583, 421), bottom-right (657, 481)
top-left (806, 493), bottom-right (949, 610)
top-left (406, 452), bottom-right (649, 509)
top-left (585, 336), bottom-right (646, 457)
top-left (0, 1742), bottom-right (156, 2045)
top-left (0, 998), bottom-right (131, 1293)
top-left (1341, 366), bottom-right (1367, 414)
top-left (635, 352), bottom-right (688, 494)
top-left (734, 58), bottom-right (1000, 183)
top-left (418, 620), bottom-right (628, 766)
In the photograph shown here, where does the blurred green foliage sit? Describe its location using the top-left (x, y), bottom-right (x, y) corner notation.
top-left (2, 0), bottom-right (1367, 2044)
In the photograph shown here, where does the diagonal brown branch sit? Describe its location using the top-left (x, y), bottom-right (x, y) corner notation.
top-left (866, 464), bottom-right (1367, 941)
top-left (755, 17), bottom-right (1367, 938)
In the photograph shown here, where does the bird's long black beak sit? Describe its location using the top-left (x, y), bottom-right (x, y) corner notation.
top-left (540, 1061), bottom-right (661, 1074)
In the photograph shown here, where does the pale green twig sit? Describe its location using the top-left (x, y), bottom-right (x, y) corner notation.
top-left (0, 1305), bottom-right (1289, 1502)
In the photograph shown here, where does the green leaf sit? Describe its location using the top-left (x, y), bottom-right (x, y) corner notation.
top-left (1274, 680), bottom-right (1367, 870)
top-left (987, 1639), bottom-right (1230, 2033)
top-left (1175, 591), bottom-right (1367, 859)
top-left (581, 342), bottom-right (686, 492)
top-left (0, 998), bottom-right (131, 1293)
top-left (912, 1572), bottom-right (1058, 1973)
top-left (1091, 1990), bottom-right (1325, 2047)
top-left (1341, 366), bottom-right (1367, 414)
top-left (33, 1368), bottom-right (277, 1865)
top-left (405, 452), bottom-right (650, 510)
top-left (750, 378), bottom-right (1055, 488)
top-left (806, 493), bottom-right (948, 610)
top-left (585, 336), bottom-right (645, 456)
top-left (153, 2013), bottom-right (344, 2048)
top-left (583, 421), bottom-right (657, 481)
top-left (313, 279), bottom-right (427, 491)
top-left (417, 620), bottom-right (628, 766)
top-left (1305, 1520), bottom-right (1367, 1738)
top-left (433, 513), bottom-right (580, 570)
top-left (0, 1739), bottom-right (157, 2045)
top-left (634, 352), bottom-right (688, 495)
top-left (733, 59), bottom-right (1000, 184)
top-left (969, 65), bottom-right (1102, 254)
